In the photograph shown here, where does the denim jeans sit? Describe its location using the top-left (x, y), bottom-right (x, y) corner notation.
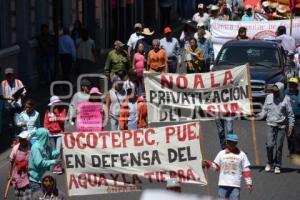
top-left (218, 186), bottom-right (240, 200)
top-left (215, 118), bottom-right (233, 149)
top-left (110, 117), bottom-right (119, 131)
top-left (266, 126), bottom-right (285, 167)
top-left (49, 135), bottom-right (62, 169)
top-left (167, 59), bottom-right (177, 73)
top-left (29, 181), bottom-right (41, 193)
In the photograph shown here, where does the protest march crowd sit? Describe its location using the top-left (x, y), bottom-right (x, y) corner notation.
top-left (1, 0), bottom-right (300, 199)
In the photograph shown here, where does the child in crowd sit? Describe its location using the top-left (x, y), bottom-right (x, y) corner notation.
top-left (15, 100), bottom-right (40, 145)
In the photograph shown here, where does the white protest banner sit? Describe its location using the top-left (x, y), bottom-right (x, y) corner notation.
top-left (76, 102), bottom-right (103, 132)
top-left (211, 18), bottom-right (300, 57)
top-left (63, 122), bottom-right (206, 196)
top-left (144, 65), bottom-right (251, 123)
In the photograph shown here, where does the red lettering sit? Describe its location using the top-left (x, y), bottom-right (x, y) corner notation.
top-left (132, 174), bottom-right (142, 184)
top-left (187, 169), bottom-right (197, 181)
top-left (133, 130), bottom-right (144, 146)
top-left (177, 126), bottom-right (187, 141)
top-left (161, 74), bottom-right (173, 89)
top-left (86, 132), bottom-right (97, 148)
top-left (210, 73), bottom-right (220, 88)
top-left (68, 175), bottom-right (79, 190)
top-left (64, 133), bottom-right (75, 149)
top-left (122, 130), bottom-right (132, 148)
top-left (223, 71), bottom-right (233, 86)
top-left (98, 174), bottom-right (108, 186)
top-left (121, 174), bottom-right (131, 185)
top-left (78, 173), bottom-right (87, 189)
top-left (77, 132), bottom-right (86, 149)
top-left (160, 171), bottom-right (166, 182)
top-left (88, 174), bottom-right (97, 187)
top-left (178, 169), bottom-right (186, 182)
top-left (194, 74), bottom-right (204, 89)
top-left (187, 123), bottom-right (197, 140)
top-left (99, 132), bottom-right (109, 149)
top-left (111, 174), bottom-right (119, 186)
top-left (145, 129), bottom-right (155, 145)
top-left (166, 127), bottom-right (175, 143)
top-left (169, 171), bottom-right (177, 179)
top-left (231, 103), bottom-right (239, 113)
top-left (111, 132), bottom-right (122, 148)
top-left (176, 75), bottom-right (188, 89)
top-left (144, 172), bottom-right (154, 183)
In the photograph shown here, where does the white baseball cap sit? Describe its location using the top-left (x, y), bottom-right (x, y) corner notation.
top-left (18, 131), bottom-right (30, 139)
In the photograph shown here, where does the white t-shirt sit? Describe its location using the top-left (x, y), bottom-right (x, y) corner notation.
top-left (213, 149), bottom-right (251, 188)
top-left (192, 13), bottom-right (209, 27)
top-left (127, 33), bottom-right (144, 49)
top-left (76, 38), bottom-right (95, 61)
top-left (276, 34), bottom-right (296, 53)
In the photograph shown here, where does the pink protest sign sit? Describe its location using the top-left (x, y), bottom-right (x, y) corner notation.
top-left (76, 102), bottom-right (103, 131)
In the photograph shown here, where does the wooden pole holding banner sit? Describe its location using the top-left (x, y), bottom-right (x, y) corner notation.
top-left (246, 64), bottom-right (260, 166)
top-left (4, 178), bottom-right (11, 199)
top-left (289, 13), bottom-right (293, 36)
top-left (198, 122), bottom-right (211, 196)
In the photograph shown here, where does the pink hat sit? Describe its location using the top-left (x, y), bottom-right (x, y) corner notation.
top-left (89, 87), bottom-right (102, 95)
top-left (48, 96), bottom-right (61, 106)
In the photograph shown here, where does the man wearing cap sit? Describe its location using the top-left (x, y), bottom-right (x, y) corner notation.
top-left (192, 4), bottom-right (209, 28)
top-left (8, 131), bottom-right (31, 199)
top-left (285, 77), bottom-right (300, 156)
top-left (1, 68), bottom-right (26, 142)
top-left (160, 27), bottom-right (180, 73)
top-left (257, 82), bottom-right (295, 174)
top-left (241, 5), bottom-right (254, 21)
top-left (203, 133), bottom-right (253, 200)
top-left (106, 75), bottom-right (126, 130)
top-left (105, 40), bottom-right (131, 80)
top-left (127, 23), bottom-right (144, 56)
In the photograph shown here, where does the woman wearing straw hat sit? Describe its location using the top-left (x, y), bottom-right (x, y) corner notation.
top-left (273, 4), bottom-right (289, 19)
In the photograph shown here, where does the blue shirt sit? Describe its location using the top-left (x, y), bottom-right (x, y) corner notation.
top-left (241, 14), bottom-right (254, 21)
top-left (198, 39), bottom-right (214, 62)
top-left (160, 37), bottom-right (180, 58)
top-left (59, 34), bottom-right (76, 60)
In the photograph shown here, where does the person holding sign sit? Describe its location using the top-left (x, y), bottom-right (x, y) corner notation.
top-left (203, 133), bottom-right (253, 200)
top-left (256, 82), bottom-right (295, 174)
top-left (44, 96), bottom-right (66, 174)
top-left (184, 38), bottom-right (205, 73)
top-left (76, 87), bottom-right (104, 132)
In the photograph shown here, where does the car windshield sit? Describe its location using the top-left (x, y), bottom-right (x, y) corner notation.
top-left (216, 46), bottom-right (281, 68)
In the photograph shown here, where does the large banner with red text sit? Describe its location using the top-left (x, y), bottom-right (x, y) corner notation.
top-left (144, 65), bottom-right (251, 123)
top-left (63, 122), bottom-right (206, 196)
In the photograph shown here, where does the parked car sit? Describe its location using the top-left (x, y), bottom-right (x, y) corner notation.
top-left (212, 40), bottom-right (287, 104)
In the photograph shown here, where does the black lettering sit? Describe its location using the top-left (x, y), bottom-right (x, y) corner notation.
top-left (65, 154), bottom-right (74, 168)
top-left (142, 151), bottom-right (151, 166)
top-left (91, 155), bottom-right (101, 167)
top-left (151, 150), bottom-right (161, 165)
top-left (178, 147), bottom-right (187, 162)
top-left (102, 154), bottom-right (110, 168)
top-left (150, 90), bottom-right (157, 103)
top-left (168, 148), bottom-right (177, 163)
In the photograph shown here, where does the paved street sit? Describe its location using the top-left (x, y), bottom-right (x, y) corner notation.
top-left (1, 119), bottom-right (300, 200)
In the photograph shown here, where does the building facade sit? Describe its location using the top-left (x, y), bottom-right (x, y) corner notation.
top-left (0, 0), bottom-right (159, 89)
